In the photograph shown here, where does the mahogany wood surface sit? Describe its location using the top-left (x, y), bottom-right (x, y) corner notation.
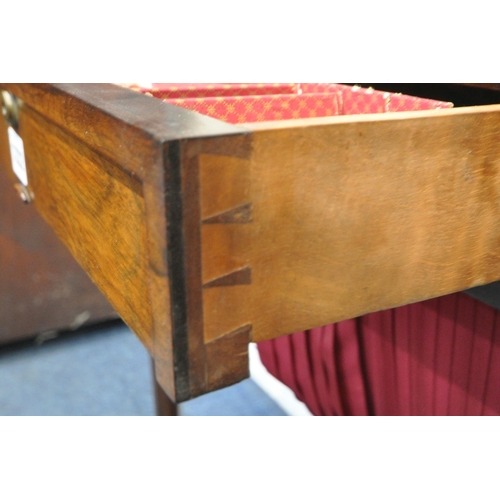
top-left (0, 84), bottom-right (248, 401)
top-left (4, 84), bottom-right (500, 402)
top-left (0, 104), bottom-right (117, 344)
top-left (151, 359), bottom-right (177, 416)
top-left (20, 104), bottom-right (154, 350)
top-left (242, 106), bottom-right (500, 340)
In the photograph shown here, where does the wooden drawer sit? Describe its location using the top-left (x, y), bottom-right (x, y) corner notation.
top-left (2, 83), bottom-right (500, 402)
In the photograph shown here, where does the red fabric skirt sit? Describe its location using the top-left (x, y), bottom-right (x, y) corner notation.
top-left (258, 293), bottom-right (500, 416)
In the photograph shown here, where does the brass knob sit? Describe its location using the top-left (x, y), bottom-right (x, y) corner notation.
top-left (14, 182), bottom-right (33, 204)
top-left (1, 90), bottom-right (21, 129)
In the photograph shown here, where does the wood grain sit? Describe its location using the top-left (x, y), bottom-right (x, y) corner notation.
top-left (143, 154), bottom-right (176, 398)
top-left (179, 136), bottom-right (253, 396)
top-left (1, 84), bottom-right (242, 181)
top-left (7, 83), bottom-right (500, 404)
top-left (205, 323), bottom-right (252, 392)
top-left (202, 203), bottom-right (253, 224)
top-left (243, 104), bottom-right (500, 341)
top-left (151, 358), bottom-right (178, 416)
top-left (203, 266), bottom-right (252, 288)
top-left (1, 83), bottom-right (250, 402)
top-left (1, 84), bottom-right (256, 402)
top-left (18, 105), bottom-right (154, 349)
top-left (0, 117), bottom-right (118, 344)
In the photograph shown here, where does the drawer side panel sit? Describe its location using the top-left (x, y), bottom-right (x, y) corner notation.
top-left (19, 106), bottom-right (154, 350)
top-left (246, 107), bottom-right (500, 341)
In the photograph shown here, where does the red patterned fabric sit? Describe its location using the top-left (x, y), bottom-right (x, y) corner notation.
top-left (258, 293), bottom-right (500, 416)
top-left (165, 93), bottom-right (341, 124)
top-left (388, 92), bottom-right (453, 111)
top-left (158, 84), bottom-right (452, 121)
top-left (124, 83), bottom-right (452, 122)
top-left (339, 86), bottom-right (390, 114)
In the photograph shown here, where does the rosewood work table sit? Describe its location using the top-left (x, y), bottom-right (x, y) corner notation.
top-left (2, 83), bottom-right (500, 405)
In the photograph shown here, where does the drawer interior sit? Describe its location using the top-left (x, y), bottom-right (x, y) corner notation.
top-left (124, 83), bottom-right (453, 123)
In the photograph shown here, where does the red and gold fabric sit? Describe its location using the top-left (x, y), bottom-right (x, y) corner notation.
top-left (123, 82), bottom-right (452, 122)
top-left (165, 93), bottom-right (341, 124)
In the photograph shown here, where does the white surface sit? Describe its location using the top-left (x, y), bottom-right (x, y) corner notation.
top-left (8, 126), bottom-right (28, 186)
top-left (249, 343), bottom-right (312, 416)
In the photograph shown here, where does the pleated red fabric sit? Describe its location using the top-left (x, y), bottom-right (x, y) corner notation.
top-left (257, 293), bottom-right (500, 416)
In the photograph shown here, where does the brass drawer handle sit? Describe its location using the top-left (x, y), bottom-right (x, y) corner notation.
top-left (1, 90), bottom-right (21, 129)
top-left (14, 182), bottom-right (33, 204)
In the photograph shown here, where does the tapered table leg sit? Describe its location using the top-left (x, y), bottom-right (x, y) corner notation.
top-left (151, 358), bottom-right (178, 416)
